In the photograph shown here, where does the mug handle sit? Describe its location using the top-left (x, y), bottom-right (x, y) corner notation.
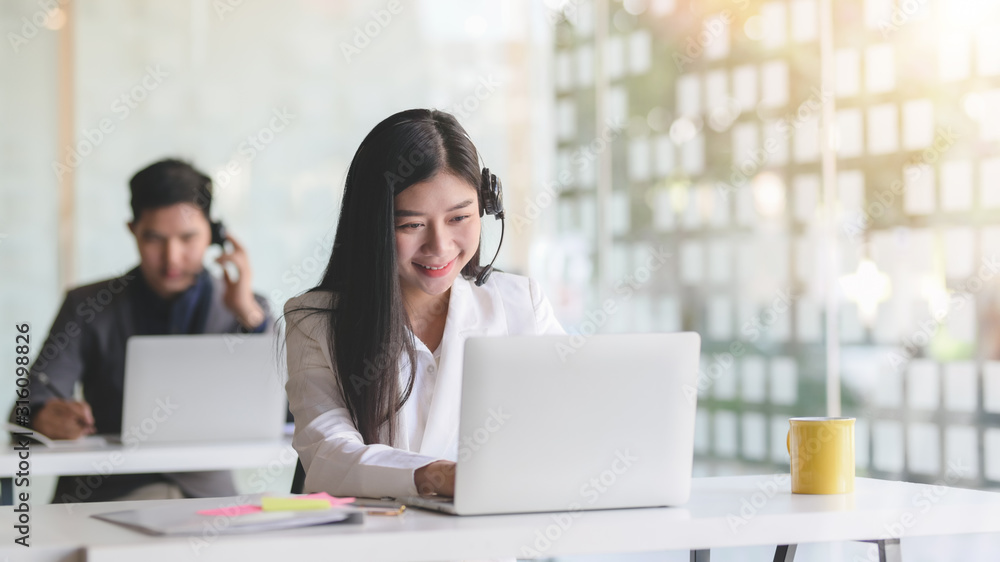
top-left (786, 431), bottom-right (790, 456)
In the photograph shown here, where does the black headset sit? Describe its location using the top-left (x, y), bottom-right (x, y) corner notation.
top-left (476, 167), bottom-right (505, 286)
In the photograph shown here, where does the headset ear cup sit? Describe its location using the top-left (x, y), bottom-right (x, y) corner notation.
top-left (480, 168), bottom-right (490, 217)
top-left (475, 166), bottom-right (505, 286)
top-left (479, 167), bottom-right (504, 218)
top-left (490, 174), bottom-right (504, 219)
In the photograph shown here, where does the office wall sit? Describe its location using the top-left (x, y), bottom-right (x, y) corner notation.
top-left (0, 0), bottom-right (556, 417)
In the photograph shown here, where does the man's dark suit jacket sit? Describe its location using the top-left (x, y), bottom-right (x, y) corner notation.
top-left (10, 267), bottom-right (272, 502)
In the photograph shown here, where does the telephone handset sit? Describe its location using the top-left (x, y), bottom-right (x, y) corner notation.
top-left (210, 220), bottom-right (228, 248)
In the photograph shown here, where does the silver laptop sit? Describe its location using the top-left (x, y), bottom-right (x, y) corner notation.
top-left (121, 334), bottom-right (286, 444)
top-left (401, 332), bottom-right (701, 515)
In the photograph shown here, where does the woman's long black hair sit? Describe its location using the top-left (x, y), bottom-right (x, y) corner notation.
top-left (293, 109), bottom-right (484, 446)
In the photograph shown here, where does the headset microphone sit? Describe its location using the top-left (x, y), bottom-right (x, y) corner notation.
top-left (475, 167), bottom-right (505, 287)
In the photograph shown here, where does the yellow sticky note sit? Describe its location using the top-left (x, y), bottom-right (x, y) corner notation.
top-left (260, 497), bottom-right (331, 512)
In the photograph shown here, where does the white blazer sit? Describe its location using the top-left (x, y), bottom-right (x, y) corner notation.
top-left (284, 272), bottom-right (565, 498)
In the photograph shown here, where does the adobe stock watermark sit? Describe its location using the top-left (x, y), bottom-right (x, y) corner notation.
top-left (449, 75), bottom-right (500, 121)
top-left (742, 288), bottom-right (793, 342)
top-left (886, 256), bottom-right (1000, 371)
top-left (344, 334), bottom-right (424, 394)
top-left (212, 106), bottom-right (295, 190)
top-left (877, 0), bottom-right (930, 39)
top-left (672, 11), bottom-right (731, 71)
top-left (458, 407), bottom-right (511, 462)
top-left (716, 87), bottom-right (833, 202)
top-left (225, 230), bottom-right (337, 353)
top-left (51, 65), bottom-right (169, 180)
top-left (672, 0), bottom-right (752, 70)
top-left (510, 118), bottom-right (626, 234)
top-left (189, 446), bottom-right (299, 555)
top-left (519, 450), bottom-right (638, 558)
top-left (212, 0), bottom-right (245, 21)
top-left (271, 230), bottom-right (335, 300)
top-left (375, 146), bottom-right (434, 191)
top-left (326, 283), bottom-right (462, 394)
top-left (7, 0), bottom-right (67, 54)
top-left (843, 126), bottom-right (959, 242)
top-left (683, 287), bottom-right (794, 404)
top-left (729, 423), bottom-right (845, 533)
top-left (59, 396), bottom-right (179, 508)
top-left (32, 271), bottom-right (137, 374)
top-left (340, 0), bottom-right (403, 64)
top-left (727, 473), bottom-right (789, 533)
top-left (556, 246), bottom-right (671, 361)
top-left (329, 272), bottom-right (449, 395)
top-left (543, 0), bottom-right (583, 28)
top-left (853, 459), bottom-right (971, 561)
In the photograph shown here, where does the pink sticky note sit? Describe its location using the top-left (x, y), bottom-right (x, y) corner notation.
top-left (197, 504), bottom-right (261, 516)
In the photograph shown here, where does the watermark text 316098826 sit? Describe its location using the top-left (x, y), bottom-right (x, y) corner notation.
top-left (13, 323), bottom-right (34, 547)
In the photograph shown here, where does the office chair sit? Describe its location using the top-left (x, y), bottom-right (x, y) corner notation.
top-left (290, 458), bottom-right (306, 494)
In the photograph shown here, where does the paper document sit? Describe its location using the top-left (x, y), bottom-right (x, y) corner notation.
top-left (6, 423), bottom-right (108, 448)
top-left (93, 500), bottom-right (361, 536)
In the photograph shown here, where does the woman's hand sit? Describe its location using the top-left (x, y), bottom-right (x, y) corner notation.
top-left (414, 460), bottom-right (456, 497)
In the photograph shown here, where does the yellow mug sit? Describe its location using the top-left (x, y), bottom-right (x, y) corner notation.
top-left (786, 417), bottom-right (855, 494)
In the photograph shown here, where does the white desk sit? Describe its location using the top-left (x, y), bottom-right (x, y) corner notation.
top-left (0, 437), bottom-right (295, 477)
top-left (4, 475), bottom-right (1000, 562)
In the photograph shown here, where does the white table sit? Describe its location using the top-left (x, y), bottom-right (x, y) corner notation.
top-left (0, 437), bottom-right (296, 477)
top-left (4, 475), bottom-right (1000, 562)
top-left (0, 437), bottom-right (297, 507)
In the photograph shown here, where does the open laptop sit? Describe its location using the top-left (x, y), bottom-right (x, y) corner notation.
top-left (401, 332), bottom-right (701, 515)
top-left (121, 334), bottom-right (287, 444)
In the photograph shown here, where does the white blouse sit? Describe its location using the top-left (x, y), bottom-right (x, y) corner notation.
top-left (284, 272), bottom-right (565, 499)
top-left (399, 339), bottom-right (441, 453)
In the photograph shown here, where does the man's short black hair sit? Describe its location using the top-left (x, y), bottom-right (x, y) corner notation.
top-left (129, 159), bottom-right (212, 221)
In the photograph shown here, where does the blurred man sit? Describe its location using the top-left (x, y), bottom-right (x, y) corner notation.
top-left (11, 159), bottom-right (271, 502)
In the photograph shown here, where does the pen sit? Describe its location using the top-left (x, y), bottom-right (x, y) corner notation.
top-left (35, 372), bottom-right (94, 432)
top-left (351, 497), bottom-right (406, 514)
top-left (36, 371), bottom-right (68, 400)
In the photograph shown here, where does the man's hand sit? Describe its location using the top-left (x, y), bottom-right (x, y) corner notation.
top-left (33, 399), bottom-right (96, 440)
top-left (216, 234), bottom-right (265, 330)
top-left (414, 460), bottom-right (456, 497)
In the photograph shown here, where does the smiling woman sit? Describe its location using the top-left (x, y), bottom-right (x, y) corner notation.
top-left (283, 109), bottom-right (564, 500)
top-left (394, 173), bottom-right (482, 304)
